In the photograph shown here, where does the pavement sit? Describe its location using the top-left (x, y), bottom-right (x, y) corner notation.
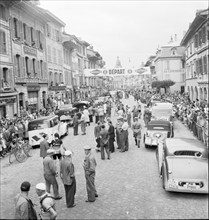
top-left (0, 95), bottom-right (208, 219)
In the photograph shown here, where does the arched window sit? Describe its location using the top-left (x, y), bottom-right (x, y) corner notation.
top-left (0, 30), bottom-right (6, 54)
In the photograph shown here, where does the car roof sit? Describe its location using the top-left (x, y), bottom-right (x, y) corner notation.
top-left (28, 115), bottom-right (58, 123)
top-left (148, 120), bottom-right (170, 126)
top-left (165, 138), bottom-right (207, 153)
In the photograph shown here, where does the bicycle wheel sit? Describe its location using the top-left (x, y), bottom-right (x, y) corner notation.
top-left (15, 148), bottom-right (27, 163)
top-left (22, 142), bottom-right (32, 157)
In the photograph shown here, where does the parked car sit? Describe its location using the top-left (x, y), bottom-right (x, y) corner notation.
top-left (56, 105), bottom-right (79, 127)
top-left (144, 120), bottom-right (172, 148)
top-left (28, 115), bottom-right (67, 148)
top-left (73, 101), bottom-right (90, 110)
top-left (151, 103), bottom-right (174, 137)
top-left (156, 138), bottom-right (208, 194)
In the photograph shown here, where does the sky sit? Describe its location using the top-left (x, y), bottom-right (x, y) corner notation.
top-left (40, 0), bottom-right (208, 68)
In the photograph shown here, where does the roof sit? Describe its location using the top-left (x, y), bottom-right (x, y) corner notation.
top-left (165, 138), bottom-right (206, 152)
top-left (28, 115), bottom-right (58, 123)
top-left (180, 9), bottom-right (208, 46)
top-left (148, 120), bottom-right (170, 126)
top-left (155, 46), bottom-right (185, 61)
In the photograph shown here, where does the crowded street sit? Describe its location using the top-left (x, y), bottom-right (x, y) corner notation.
top-left (0, 94), bottom-right (208, 219)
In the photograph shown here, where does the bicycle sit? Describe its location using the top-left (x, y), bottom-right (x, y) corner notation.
top-left (9, 139), bottom-right (32, 164)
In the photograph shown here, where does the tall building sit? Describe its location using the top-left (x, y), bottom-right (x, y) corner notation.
top-left (180, 9), bottom-right (208, 102)
top-left (38, 8), bottom-right (66, 107)
top-left (154, 36), bottom-right (186, 93)
top-left (10, 1), bottom-right (48, 115)
top-left (0, 1), bottom-right (17, 118)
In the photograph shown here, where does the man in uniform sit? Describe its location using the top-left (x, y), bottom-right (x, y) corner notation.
top-left (60, 150), bottom-right (76, 208)
top-left (132, 116), bottom-right (142, 148)
top-left (36, 183), bottom-right (57, 220)
top-left (83, 145), bottom-right (98, 202)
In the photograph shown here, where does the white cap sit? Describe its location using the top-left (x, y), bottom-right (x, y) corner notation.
top-left (36, 183), bottom-right (46, 191)
top-left (47, 149), bottom-right (55, 155)
top-left (83, 145), bottom-right (91, 150)
top-left (64, 150), bottom-right (72, 156)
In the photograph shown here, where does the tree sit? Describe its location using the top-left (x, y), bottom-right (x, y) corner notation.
top-left (151, 80), bottom-right (175, 93)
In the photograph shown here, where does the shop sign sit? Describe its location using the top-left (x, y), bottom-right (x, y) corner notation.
top-left (23, 45), bottom-right (37, 57)
top-left (27, 84), bottom-right (40, 91)
top-left (49, 86), bottom-right (66, 91)
top-left (0, 97), bottom-right (16, 104)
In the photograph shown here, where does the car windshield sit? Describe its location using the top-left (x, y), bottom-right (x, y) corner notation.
top-left (28, 121), bottom-right (48, 131)
top-left (147, 125), bottom-right (169, 130)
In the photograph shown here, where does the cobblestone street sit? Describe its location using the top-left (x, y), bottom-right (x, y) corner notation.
top-left (0, 96), bottom-right (208, 219)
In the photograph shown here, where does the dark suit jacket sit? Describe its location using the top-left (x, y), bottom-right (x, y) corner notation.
top-left (40, 139), bottom-right (49, 158)
top-left (108, 125), bottom-right (115, 139)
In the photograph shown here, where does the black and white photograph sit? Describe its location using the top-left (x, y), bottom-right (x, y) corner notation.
top-left (0, 0), bottom-right (208, 219)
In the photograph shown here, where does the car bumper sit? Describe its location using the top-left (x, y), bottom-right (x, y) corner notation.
top-left (145, 138), bottom-right (159, 146)
top-left (165, 186), bottom-right (208, 194)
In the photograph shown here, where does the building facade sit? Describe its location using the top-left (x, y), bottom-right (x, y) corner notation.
top-left (0, 1), bottom-right (18, 118)
top-left (10, 1), bottom-right (48, 115)
top-left (154, 39), bottom-right (186, 93)
top-left (180, 9), bottom-right (208, 102)
top-left (39, 8), bottom-right (66, 107)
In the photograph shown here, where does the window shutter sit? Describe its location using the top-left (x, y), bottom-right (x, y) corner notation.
top-left (22, 57), bottom-right (26, 77)
top-left (36, 60), bottom-right (40, 78)
top-left (0, 66), bottom-right (2, 90)
top-left (40, 32), bottom-right (44, 50)
top-left (8, 68), bottom-right (13, 89)
top-left (34, 30), bottom-right (38, 48)
top-left (19, 21), bottom-right (23, 42)
top-left (32, 28), bottom-right (35, 46)
top-left (5, 7), bottom-right (9, 21)
top-left (10, 17), bottom-right (15, 39)
top-left (14, 55), bottom-right (18, 77)
top-left (27, 26), bottom-right (31, 46)
top-left (43, 62), bottom-right (47, 79)
top-left (17, 20), bottom-right (21, 39)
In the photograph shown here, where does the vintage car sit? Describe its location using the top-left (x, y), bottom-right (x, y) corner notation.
top-left (156, 138), bottom-right (208, 194)
top-left (56, 105), bottom-right (79, 127)
top-left (144, 120), bottom-right (172, 148)
top-left (151, 103), bottom-right (174, 137)
top-left (73, 101), bottom-right (90, 110)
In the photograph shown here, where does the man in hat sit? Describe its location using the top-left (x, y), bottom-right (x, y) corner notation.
top-left (100, 124), bottom-right (110, 160)
top-left (83, 145), bottom-right (98, 202)
top-left (94, 121), bottom-right (101, 152)
top-left (14, 181), bottom-right (37, 219)
top-left (60, 150), bottom-right (76, 208)
top-left (132, 116), bottom-right (142, 148)
top-left (43, 149), bottom-right (62, 200)
top-left (40, 134), bottom-right (49, 159)
top-left (36, 183), bottom-right (57, 220)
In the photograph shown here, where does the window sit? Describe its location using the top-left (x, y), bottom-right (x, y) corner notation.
top-left (46, 24), bottom-right (51, 37)
top-left (0, 30), bottom-right (6, 54)
top-left (47, 45), bottom-right (51, 62)
top-left (198, 30), bottom-right (202, 46)
top-left (16, 54), bottom-right (21, 77)
top-left (202, 26), bottom-right (206, 43)
top-left (40, 60), bottom-right (43, 78)
top-left (23, 23), bottom-right (27, 40)
top-left (25, 57), bottom-right (30, 76)
top-left (166, 60), bottom-right (170, 70)
top-left (32, 58), bottom-right (36, 76)
top-left (2, 67), bottom-right (10, 89)
top-left (53, 48), bottom-right (56, 64)
top-left (203, 56), bottom-right (207, 74)
top-left (13, 18), bottom-right (19, 39)
top-left (54, 72), bottom-right (58, 85)
top-left (0, 4), bottom-right (6, 20)
top-left (199, 58), bottom-right (203, 75)
top-left (55, 30), bottom-right (59, 42)
top-left (190, 42), bottom-right (192, 54)
top-left (59, 73), bottom-right (62, 84)
top-left (194, 34), bottom-right (198, 48)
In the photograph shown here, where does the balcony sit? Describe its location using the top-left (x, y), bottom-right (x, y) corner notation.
top-left (15, 76), bottom-right (48, 84)
top-left (197, 74), bottom-right (208, 87)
